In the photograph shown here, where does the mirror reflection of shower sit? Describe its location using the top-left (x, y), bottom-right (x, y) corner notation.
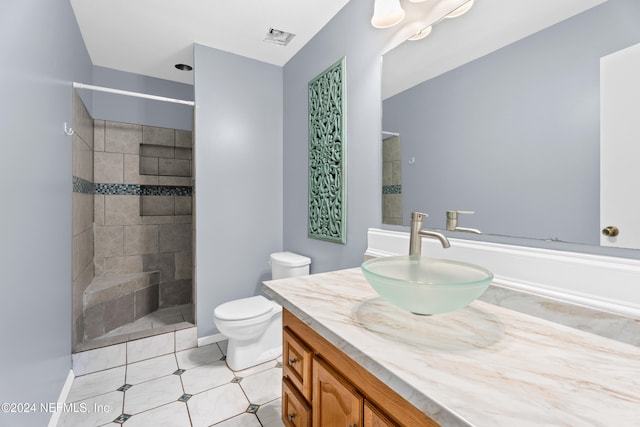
top-left (382, 131), bottom-right (403, 225)
top-left (71, 83), bottom-right (195, 352)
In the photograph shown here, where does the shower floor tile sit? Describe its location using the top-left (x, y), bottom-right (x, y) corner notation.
top-left (59, 340), bottom-right (285, 427)
top-left (103, 304), bottom-right (194, 338)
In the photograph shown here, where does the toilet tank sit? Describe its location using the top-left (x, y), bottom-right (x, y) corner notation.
top-left (270, 252), bottom-right (311, 280)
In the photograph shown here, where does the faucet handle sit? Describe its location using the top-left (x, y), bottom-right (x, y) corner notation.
top-left (447, 210), bottom-right (475, 218)
top-left (411, 211), bottom-right (429, 221)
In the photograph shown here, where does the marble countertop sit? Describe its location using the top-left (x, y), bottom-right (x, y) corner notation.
top-left (263, 268), bottom-right (640, 427)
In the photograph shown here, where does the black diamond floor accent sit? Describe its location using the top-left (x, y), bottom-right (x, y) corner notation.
top-left (231, 376), bottom-right (243, 383)
top-left (113, 414), bottom-right (132, 424)
top-left (117, 384), bottom-right (132, 392)
top-left (173, 369), bottom-right (186, 375)
top-left (246, 404), bottom-right (260, 414)
top-left (178, 394), bottom-right (192, 402)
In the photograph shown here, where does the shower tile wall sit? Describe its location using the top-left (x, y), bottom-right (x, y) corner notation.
top-left (72, 92), bottom-right (194, 349)
top-left (382, 136), bottom-right (403, 225)
top-left (93, 120), bottom-right (193, 310)
top-left (72, 91), bottom-right (96, 346)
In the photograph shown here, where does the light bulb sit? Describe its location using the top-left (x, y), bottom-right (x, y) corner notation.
top-left (371, 0), bottom-right (406, 28)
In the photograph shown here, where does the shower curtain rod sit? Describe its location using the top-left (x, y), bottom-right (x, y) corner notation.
top-left (72, 82), bottom-right (195, 106)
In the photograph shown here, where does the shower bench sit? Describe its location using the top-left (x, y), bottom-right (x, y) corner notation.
top-left (82, 271), bottom-right (160, 340)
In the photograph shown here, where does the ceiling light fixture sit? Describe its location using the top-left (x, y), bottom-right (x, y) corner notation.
top-left (371, 0), bottom-right (406, 28)
top-left (408, 25), bottom-right (432, 41)
top-left (371, 0), bottom-right (474, 41)
top-left (445, 0), bottom-right (474, 18)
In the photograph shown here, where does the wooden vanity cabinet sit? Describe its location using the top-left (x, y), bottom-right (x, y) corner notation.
top-left (364, 401), bottom-right (396, 427)
top-left (312, 356), bottom-right (363, 426)
top-left (282, 309), bottom-right (439, 427)
top-left (283, 327), bottom-right (313, 400)
top-left (283, 377), bottom-right (312, 427)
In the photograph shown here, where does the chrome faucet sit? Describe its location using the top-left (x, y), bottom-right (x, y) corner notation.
top-left (446, 210), bottom-right (482, 234)
top-left (409, 212), bottom-right (451, 256)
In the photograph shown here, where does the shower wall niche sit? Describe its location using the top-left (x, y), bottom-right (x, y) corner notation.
top-left (72, 90), bottom-right (194, 351)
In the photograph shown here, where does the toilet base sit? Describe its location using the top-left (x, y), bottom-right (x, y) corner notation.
top-left (224, 310), bottom-right (282, 371)
top-left (226, 341), bottom-right (282, 371)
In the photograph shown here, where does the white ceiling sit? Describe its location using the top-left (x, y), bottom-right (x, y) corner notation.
top-left (70, 0), bottom-right (608, 92)
top-left (382, 0), bottom-right (607, 99)
top-left (69, 0), bottom-right (352, 85)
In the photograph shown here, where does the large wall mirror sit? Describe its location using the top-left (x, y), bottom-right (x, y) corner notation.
top-left (382, 0), bottom-right (640, 250)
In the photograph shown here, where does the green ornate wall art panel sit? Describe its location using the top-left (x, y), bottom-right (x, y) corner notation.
top-left (308, 57), bottom-right (347, 244)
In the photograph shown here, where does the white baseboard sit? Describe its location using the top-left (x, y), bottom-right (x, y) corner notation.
top-left (198, 332), bottom-right (226, 347)
top-left (48, 370), bottom-right (75, 427)
top-left (366, 228), bottom-right (640, 318)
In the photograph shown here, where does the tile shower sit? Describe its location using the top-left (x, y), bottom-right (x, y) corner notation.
top-left (382, 135), bottom-right (403, 225)
top-left (72, 90), bottom-right (194, 352)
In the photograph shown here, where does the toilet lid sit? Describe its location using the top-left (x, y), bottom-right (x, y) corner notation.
top-left (214, 295), bottom-right (273, 321)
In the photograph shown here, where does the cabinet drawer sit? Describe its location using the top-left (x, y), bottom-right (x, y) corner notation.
top-left (283, 377), bottom-right (312, 427)
top-left (283, 327), bottom-right (313, 400)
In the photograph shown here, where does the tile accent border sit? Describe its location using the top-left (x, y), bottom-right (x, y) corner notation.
top-left (383, 184), bottom-right (402, 194)
top-left (94, 183), bottom-right (141, 195)
top-left (73, 176), bottom-right (94, 194)
top-left (141, 185), bottom-right (192, 196)
top-left (72, 176), bottom-right (192, 196)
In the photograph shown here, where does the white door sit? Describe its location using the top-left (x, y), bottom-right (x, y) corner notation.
top-left (600, 42), bottom-right (640, 249)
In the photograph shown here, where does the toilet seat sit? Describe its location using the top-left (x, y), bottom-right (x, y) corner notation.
top-left (214, 295), bottom-right (274, 321)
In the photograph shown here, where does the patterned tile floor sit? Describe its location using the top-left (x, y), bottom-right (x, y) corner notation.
top-left (58, 340), bottom-right (285, 427)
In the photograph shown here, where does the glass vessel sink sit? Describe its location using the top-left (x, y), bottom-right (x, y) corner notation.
top-left (360, 256), bottom-right (493, 315)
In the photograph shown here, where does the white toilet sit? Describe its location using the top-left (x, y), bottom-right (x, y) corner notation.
top-left (214, 252), bottom-right (311, 371)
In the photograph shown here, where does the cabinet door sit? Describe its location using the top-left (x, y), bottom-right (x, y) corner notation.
top-left (364, 400), bottom-right (398, 427)
top-left (283, 377), bottom-right (312, 427)
top-left (312, 357), bottom-right (363, 427)
top-left (283, 327), bottom-right (313, 400)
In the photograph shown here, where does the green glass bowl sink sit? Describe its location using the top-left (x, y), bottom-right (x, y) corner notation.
top-left (360, 256), bottom-right (493, 315)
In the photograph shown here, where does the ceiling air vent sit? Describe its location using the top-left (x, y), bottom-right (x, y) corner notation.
top-left (264, 28), bottom-right (295, 46)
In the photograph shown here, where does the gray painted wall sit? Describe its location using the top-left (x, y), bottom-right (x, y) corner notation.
top-left (0, 0), bottom-right (93, 425)
top-left (194, 44), bottom-right (284, 336)
top-left (89, 66), bottom-right (194, 131)
top-left (383, 0), bottom-right (640, 246)
top-left (282, 0), bottom-right (392, 273)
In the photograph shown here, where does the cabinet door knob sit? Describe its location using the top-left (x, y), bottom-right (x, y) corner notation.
top-left (287, 413), bottom-right (296, 421)
top-left (288, 358), bottom-right (298, 366)
top-left (602, 226), bottom-right (619, 237)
